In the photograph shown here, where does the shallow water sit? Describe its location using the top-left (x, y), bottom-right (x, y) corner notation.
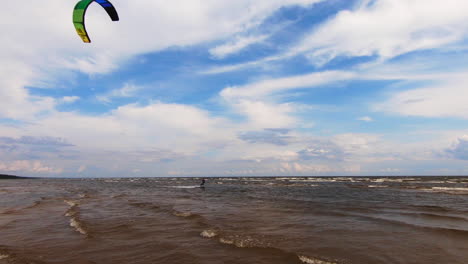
top-left (1, 176), bottom-right (467, 264)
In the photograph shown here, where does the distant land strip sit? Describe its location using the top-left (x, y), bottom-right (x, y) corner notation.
top-left (0, 174), bottom-right (32, 179)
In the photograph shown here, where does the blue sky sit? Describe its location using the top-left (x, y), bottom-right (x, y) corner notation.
top-left (1, 0), bottom-right (468, 177)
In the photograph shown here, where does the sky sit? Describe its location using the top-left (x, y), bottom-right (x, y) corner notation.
top-left (1, 0), bottom-right (468, 177)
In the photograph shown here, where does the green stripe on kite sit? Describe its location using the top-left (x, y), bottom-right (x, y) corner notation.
top-left (73, 0), bottom-right (119, 43)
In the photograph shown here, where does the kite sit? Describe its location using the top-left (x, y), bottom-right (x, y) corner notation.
top-left (73, 0), bottom-right (119, 43)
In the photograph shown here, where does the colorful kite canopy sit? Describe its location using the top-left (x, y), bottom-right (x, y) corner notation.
top-left (73, 0), bottom-right (119, 43)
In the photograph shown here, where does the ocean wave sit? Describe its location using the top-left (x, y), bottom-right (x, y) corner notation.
top-left (210, 233), bottom-right (339, 264)
top-left (218, 234), bottom-right (272, 248)
top-left (1, 208), bottom-right (16, 215)
top-left (360, 213), bottom-right (468, 234)
top-left (0, 253), bottom-right (9, 260)
top-left (298, 255), bottom-right (337, 264)
top-left (200, 229), bottom-right (218, 238)
top-left (129, 202), bottom-right (161, 211)
top-left (414, 187), bottom-right (468, 195)
top-left (70, 217), bottom-right (88, 236)
top-left (63, 200), bottom-right (88, 236)
top-left (1, 199), bottom-right (47, 215)
top-left (414, 213), bottom-right (468, 222)
top-left (78, 193), bottom-right (90, 199)
top-left (411, 205), bottom-right (452, 213)
top-left (432, 187), bottom-right (468, 192)
top-left (169, 186), bottom-right (202, 189)
top-left (64, 200), bottom-right (79, 207)
top-left (301, 179), bottom-right (337, 183)
top-left (368, 185), bottom-right (389, 188)
top-left (172, 210), bottom-right (193, 218)
top-left (103, 180), bottom-right (121, 183)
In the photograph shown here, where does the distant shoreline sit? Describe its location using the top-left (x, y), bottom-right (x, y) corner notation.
top-left (0, 174), bottom-right (32, 180)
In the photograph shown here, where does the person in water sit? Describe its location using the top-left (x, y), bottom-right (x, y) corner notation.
top-left (200, 178), bottom-right (206, 187)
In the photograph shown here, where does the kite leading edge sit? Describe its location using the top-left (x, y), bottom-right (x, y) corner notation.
top-left (73, 0), bottom-right (119, 43)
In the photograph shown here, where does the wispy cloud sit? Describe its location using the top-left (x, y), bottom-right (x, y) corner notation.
top-left (0, 160), bottom-right (63, 174)
top-left (0, 136), bottom-right (73, 147)
top-left (238, 128), bottom-right (292, 146)
top-left (291, 0), bottom-right (468, 66)
top-left (59, 96), bottom-right (80, 104)
top-left (220, 71), bottom-right (355, 99)
top-left (210, 34), bottom-right (269, 59)
top-left (357, 116), bottom-right (373, 122)
top-left (373, 73), bottom-right (468, 119)
top-left (96, 83), bottom-right (141, 103)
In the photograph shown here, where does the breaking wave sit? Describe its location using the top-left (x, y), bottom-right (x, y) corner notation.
top-left (172, 210), bottom-right (193, 218)
top-left (169, 185), bottom-right (202, 189)
top-left (201, 230), bottom-right (339, 264)
top-left (200, 229), bottom-right (218, 238)
top-left (64, 200), bottom-right (88, 236)
top-left (298, 255), bottom-right (337, 264)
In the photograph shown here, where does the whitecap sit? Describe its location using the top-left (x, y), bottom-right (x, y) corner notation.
top-left (169, 186), bottom-right (201, 189)
top-left (298, 255), bottom-right (336, 264)
top-left (172, 211), bottom-right (192, 217)
top-left (64, 200), bottom-right (79, 207)
top-left (219, 237), bottom-right (235, 245)
top-left (200, 229), bottom-right (218, 238)
top-left (0, 254), bottom-right (9, 260)
top-left (432, 187), bottom-right (468, 191)
top-left (70, 218), bottom-right (87, 235)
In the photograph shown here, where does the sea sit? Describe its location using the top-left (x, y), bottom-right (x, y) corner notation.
top-left (1, 176), bottom-right (467, 264)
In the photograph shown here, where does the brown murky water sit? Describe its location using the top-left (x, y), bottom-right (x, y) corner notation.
top-left (1, 177), bottom-right (467, 264)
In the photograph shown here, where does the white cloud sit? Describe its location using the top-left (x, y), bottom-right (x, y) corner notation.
top-left (233, 100), bottom-right (297, 129)
top-left (445, 135), bottom-right (468, 160)
top-left (357, 116), bottom-right (373, 122)
top-left (0, 160), bottom-right (63, 174)
top-left (200, 0), bottom-right (468, 74)
top-left (60, 96), bottom-right (80, 104)
top-left (374, 74), bottom-right (468, 119)
top-left (78, 165), bottom-right (87, 173)
top-left (292, 0), bottom-right (468, 66)
top-left (221, 71), bottom-right (354, 99)
top-left (96, 83), bottom-right (141, 103)
top-left (279, 162), bottom-right (333, 173)
top-left (210, 34), bottom-right (269, 58)
top-left (1, 0), bottom-right (324, 120)
top-left (2, 0), bottom-right (468, 176)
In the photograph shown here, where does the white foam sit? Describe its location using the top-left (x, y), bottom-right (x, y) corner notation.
top-left (368, 185), bottom-right (389, 188)
top-left (218, 235), bottom-right (267, 248)
top-left (70, 218), bottom-right (87, 235)
top-left (0, 254), bottom-right (9, 260)
top-left (104, 180), bottom-right (120, 183)
top-left (432, 187), bottom-right (468, 192)
top-left (64, 200), bottom-right (78, 207)
top-left (65, 210), bottom-right (76, 217)
top-left (200, 229), bottom-right (218, 238)
top-left (172, 211), bottom-right (192, 217)
top-left (298, 255), bottom-right (336, 264)
top-left (170, 186), bottom-right (200, 189)
top-left (371, 179), bottom-right (386, 183)
top-left (219, 237), bottom-right (235, 245)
